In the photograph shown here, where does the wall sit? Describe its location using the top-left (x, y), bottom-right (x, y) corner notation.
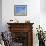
top-left (2, 0), bottom-right (46, 46)
top-left (40, 0), bottom-right (46, 13)
top-left (2, 0), bottom-right (40, 30)
top-left (0, 0), bottom-right (2, 32)
top-left (40, 0), bottom-right (46, 31)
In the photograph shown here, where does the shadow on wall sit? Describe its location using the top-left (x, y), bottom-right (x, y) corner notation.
top-left (40, 0), bottom-right (46, 13)
top-left (0, 0), bottom-right (2, 32)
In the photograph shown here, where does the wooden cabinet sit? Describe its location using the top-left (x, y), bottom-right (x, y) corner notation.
top-left (7, 23), bottom-right (34, 46)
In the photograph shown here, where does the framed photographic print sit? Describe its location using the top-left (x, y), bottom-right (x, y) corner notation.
top-left (14, 5), bottom-right (27, 16)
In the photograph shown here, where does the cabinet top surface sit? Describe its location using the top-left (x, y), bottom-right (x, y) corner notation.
top-left (7, 23), bottom-right (34, 25)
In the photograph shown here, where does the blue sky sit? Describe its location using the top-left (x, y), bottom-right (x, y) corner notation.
top-left (15, 5), bottom-right (27, 13)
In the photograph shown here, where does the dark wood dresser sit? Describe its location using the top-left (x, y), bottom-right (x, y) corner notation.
top-left (7, 23), bottom-right (34, 46)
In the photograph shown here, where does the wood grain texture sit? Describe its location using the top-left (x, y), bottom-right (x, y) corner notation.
top-left (7, 23), bottom-right (34, 46)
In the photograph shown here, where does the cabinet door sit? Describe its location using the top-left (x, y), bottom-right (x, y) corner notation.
top-left (11, 32), bottom-right (28, 46)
